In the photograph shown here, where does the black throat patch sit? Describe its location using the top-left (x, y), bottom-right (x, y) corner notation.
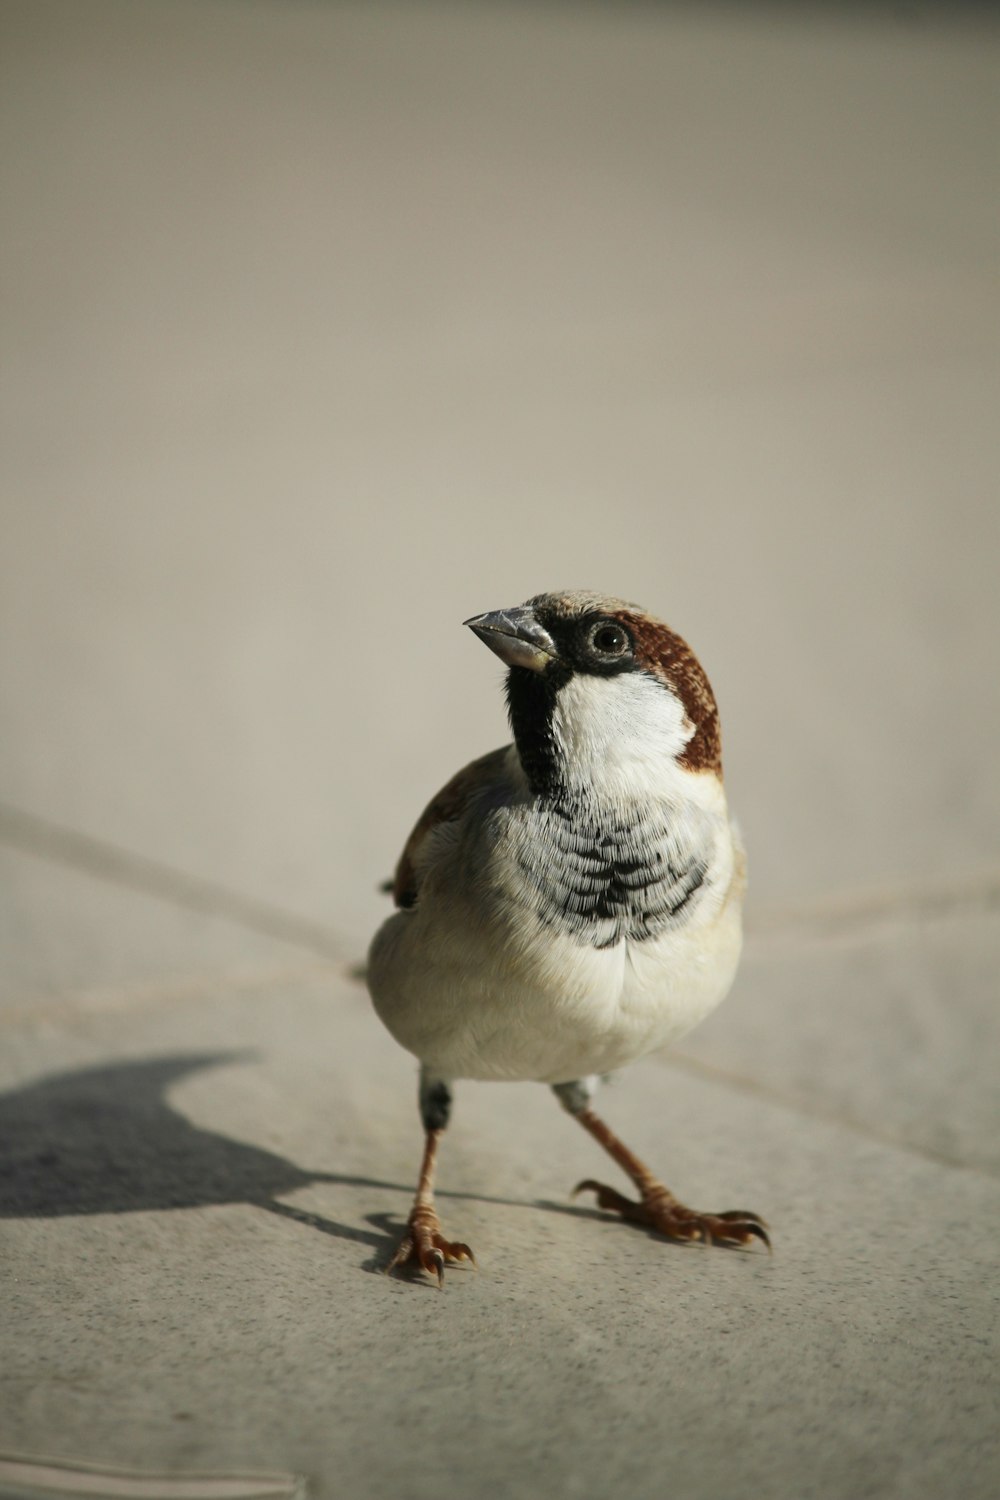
top-left (504, 663), bottom-right (572, 799)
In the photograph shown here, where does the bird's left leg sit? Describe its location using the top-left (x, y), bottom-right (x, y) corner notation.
top-left (553, 1078), bottom-right (769, 1251)
top-left (387, 1069), bottom-right (475, 1286)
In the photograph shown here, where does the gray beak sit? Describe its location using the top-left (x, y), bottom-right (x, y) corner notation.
top-left (464, 606), bottom-right (557, 672)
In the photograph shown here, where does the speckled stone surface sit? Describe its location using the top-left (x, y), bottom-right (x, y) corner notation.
top-left (678, 907), bottom-right (1000, 1174)
top-left (3, 974), bottom-right (998, 1500)
top-left (1, 2), bottom-right (998, 1498)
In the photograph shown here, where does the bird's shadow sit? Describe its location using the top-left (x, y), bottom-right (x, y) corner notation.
top-left (0, 1053), bottom-right (607, 1277)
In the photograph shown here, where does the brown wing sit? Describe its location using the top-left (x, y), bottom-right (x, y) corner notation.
top-left (390, 745), bottom-right (512, 909)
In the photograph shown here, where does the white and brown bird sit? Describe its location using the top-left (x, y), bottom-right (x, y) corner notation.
top-left (368, 590), bottom-right (768, 1283)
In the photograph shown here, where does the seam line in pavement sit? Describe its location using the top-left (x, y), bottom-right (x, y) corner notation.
top-left (0, 959), bottom-right (344, 1030)
top-left (0, 800), bottom-right (348, 961)
top-left (661, 1049), bottom-right (999, 1180)
top-left (2, 800), bottom-right (998, 964)
top-left (0, 909), bottom-right (991, 1179)
top-left (5, 960), bottom-right (992, 1183)
top-left (744, 867), bottom-right (1000, 950)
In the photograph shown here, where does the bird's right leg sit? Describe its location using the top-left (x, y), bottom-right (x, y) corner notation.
top-left (387, 1068), bottom-right (475, 1286)
top-left (553, 1077), bottom-right (769, 1251)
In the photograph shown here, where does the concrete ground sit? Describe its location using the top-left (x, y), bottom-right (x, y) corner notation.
top-left (1, 2), bottom-right (998, 1497)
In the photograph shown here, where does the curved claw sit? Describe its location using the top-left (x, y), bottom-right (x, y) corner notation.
top-left (704, 1215), bottom-right (772, 1253)
top-left (571, 1177), bottom-right (771, 1253)
top-left (715, 1209), bottom-right (771, 1231)
top-left (423, 1246), bottom-right (446, 1288)
top-left (386, 1235), bottom-right (415, 1276)
top-left (731, 1219), bottom-right (772, 1252)
top-left (710, 1211), bottom-right (771, 1247)
top-left (573, 1179), bottom-right (638, 1216)
top-left (388, 1226), bottom-right (477, 1286)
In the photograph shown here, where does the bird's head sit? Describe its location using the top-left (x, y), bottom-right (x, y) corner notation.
top-left (465, 590), bottom-right (722, 802)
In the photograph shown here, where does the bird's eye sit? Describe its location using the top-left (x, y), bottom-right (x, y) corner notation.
top-left (586, 620), bottom-right (630, 659)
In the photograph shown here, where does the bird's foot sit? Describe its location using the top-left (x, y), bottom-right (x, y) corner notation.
top-left (574, 1179), bottom-right (770, 1252)
top-left (386, 1202), bottom-right (476, 1287)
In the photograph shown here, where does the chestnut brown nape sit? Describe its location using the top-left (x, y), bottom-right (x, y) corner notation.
top-left (624, 614), bottom-right (722, 775)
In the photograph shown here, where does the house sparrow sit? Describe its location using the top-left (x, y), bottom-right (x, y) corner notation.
top-left (368, 590), bottom-right (768, 1284)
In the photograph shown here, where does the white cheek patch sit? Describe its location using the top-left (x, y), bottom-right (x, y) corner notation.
top-left (550, 672), bottom-right (693, 796)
